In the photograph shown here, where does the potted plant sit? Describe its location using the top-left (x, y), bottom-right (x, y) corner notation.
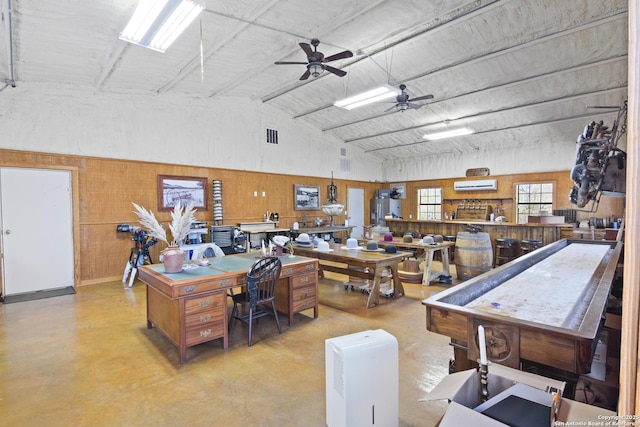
top-left (132, 202), bottom-right (196, 273)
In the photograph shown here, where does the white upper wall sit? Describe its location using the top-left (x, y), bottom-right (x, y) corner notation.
top-left (381, 139), bottom-right (580, 182)
top-left (1, 83), bottom-right (589, 182)
top-left (0, 83), bottom-right (382, 181)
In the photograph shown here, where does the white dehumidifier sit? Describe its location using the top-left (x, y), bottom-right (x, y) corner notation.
top-left (325, 329), bottom-right (399, 427)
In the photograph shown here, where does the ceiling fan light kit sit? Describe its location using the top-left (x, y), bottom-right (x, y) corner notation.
top-left (423, 127), bottom-right (474, 141)
top-left (334, 85), bottom-right (401, 110)
top-left (119, 0), bottom-right (205, 53)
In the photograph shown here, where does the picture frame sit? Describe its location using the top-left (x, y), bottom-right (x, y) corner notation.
top-left (294, 184), bottom-right (320, 210)
top-left (390, 182), bottom-right (407, 199)
top-left (157, 175), bottom-right (208, 211)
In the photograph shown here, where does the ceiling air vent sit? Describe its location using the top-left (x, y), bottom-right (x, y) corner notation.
top-left (453, 179), bottom-right (497, 191)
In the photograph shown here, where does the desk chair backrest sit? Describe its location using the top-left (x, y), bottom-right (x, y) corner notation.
top-left (246, 256), bottom-right (282, 309)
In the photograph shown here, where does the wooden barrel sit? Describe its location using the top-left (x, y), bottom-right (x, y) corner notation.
top-left (455, 232), bottom-right (493, 280)
top-left (398, 260), bottom-right (423, 284)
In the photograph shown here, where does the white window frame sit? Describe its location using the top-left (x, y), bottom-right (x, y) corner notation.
top-left (515, 182), bottom-right (554, 224)
top-left (417, 187), bottom-right (442, 220)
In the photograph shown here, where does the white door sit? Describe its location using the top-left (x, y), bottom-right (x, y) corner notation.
top-left (347, 187), bottom-right (365, 239)
top-left (1, 168), bottom-right (74, 296)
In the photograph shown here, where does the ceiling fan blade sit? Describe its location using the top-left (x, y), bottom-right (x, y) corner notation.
top-left (408, 94), bottom-right (434, 102)
top-left (407, 102), bottom-right (423, 110)
top-left (299, 42), bottom-right (314, 57)
top-left (384, 104), bottom-right (399, 113)
top-left (324, 65), bottom-right (347, 77)
top-left (324, 50), bottom-right (354, 62)
top-left (299, 69), bottom-right (311, 80)
top-left (274, 61), bottom-right (308, 65)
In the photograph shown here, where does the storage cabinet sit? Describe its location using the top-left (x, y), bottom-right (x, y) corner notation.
top-left (147, 285), bottom-right (229, 363)
top-left (276, 263), bottom-right (319, 325)
top-left (184, 293), bottom-right (226, 346)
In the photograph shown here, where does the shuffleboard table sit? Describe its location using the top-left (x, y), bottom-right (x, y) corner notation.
top-left (422, 238), bottom-right (622, 396)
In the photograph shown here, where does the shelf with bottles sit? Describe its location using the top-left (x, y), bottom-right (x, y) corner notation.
top-left (443, 198), bottom-right (510, 221)
top-left (444, 198), bottom-right (512, 205)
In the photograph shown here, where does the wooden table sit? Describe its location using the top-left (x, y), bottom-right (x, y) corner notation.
top-left (291, 242), bottom-right (411, 308)
top-left (364, 238), bottom-right (455, 286)
top-left (291, 225), bottom-right (354, 242)
top-left (422, 239), bottom-right (622, 397)
top-left (138, 253), bottom-right (318, 363)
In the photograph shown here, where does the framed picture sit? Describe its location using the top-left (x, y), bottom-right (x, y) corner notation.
top-left (390, 182), bottom-right (406, 199)
top-left (157, 175), bottom-right (208, 211)
top-left (294, 184), bottom-right (320, 210)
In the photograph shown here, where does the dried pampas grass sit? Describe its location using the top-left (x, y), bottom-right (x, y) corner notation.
top-left (132, 202), bottom-right (196, 247)
top-left (169, 203), bottom-right (197, 246)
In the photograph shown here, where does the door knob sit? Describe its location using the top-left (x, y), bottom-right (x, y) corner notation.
top-left (5, 229), bottom-right (11, 234)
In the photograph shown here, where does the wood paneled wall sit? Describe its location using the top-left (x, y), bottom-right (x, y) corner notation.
top-left (0, 149), bottom-right (380, 284)
top-left (0, 149), bottom-right (621, 285)
top-left (399, 171), bottom-right (623, 224)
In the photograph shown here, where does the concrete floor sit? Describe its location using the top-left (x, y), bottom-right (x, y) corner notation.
top-left (0, 269), bottom-right (458, 426)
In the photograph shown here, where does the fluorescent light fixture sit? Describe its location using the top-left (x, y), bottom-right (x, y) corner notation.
top-left (334, 85), bottom-right (401, 110)
top-left (423, 127), bottom-right (474, 141)
top-left (119, 0), bottom-right (205, 53)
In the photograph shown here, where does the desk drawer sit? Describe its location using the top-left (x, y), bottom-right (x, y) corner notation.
top-left (291, 272), bottom-right (316, 289)
top-left (282, 262), bottom-right (317, 277)
top-left (185, 319), bottom-right (225, 346)
top-left (177, 277), bottom-right (235, 297)
top-left (292, 286), bottom-right (316, 312)
top-left (185, 292), bottom-right (225, 316)
top-left (185, 307), bottom-right (225, 328)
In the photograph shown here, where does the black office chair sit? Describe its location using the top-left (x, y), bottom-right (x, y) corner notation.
top-left (228, 256), bottom-right (282, 346)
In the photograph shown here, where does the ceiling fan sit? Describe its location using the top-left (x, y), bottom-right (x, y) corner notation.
top-left (275, 38), bottom-right (353, 80)
top-left (385, 84), bottom-right (434, 112)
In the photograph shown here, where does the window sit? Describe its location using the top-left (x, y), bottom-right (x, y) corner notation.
top-left (417, 188), bottom-right (442, 220)
top-left (516, 183), bottom-right (554, 224)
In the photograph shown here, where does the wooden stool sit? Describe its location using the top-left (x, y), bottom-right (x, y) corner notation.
top-left (520, 239), bottom-right (543, 256)
top-left (443, 235), bottom-right (456, 263)
top-left (495, 238), bottom-right (517, 266)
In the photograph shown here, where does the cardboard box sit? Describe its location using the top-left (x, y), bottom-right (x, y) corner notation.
top-left (420, 363), bottom-right (615, 426)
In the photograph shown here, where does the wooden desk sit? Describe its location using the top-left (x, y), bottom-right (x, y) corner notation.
top-left (422, 239), bottom-right (622, 396)
top-left (291, 242), bottom-right (410, 308)
top-left (366, 238), bottom-right (455, 286)
top-left (138, 253), bottom-right (318, 363)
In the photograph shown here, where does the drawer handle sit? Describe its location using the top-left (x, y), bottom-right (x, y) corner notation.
top-left (184, 286), bottom-right (196, 293)
top-left (284, 268), bottom-right (293, 275)
top-left (199, 299), bottom-right (211, 308)
top-left (200, 329), bottom-right (212, 337)
top-left (199, 314), bottom-right (212, 322)
top-left (300, 277), bottom-right (309, 284)
top-left (306, 265), bottom-right (314, 271)
top-left (220, 279), bottom-right (232, 287)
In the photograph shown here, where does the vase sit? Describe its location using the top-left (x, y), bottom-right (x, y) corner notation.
top-left (162, 245), bottom-right (184, 273)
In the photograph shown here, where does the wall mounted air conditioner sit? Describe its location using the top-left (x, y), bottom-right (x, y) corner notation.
top-left (453, 179), bottom-right (497, 191)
